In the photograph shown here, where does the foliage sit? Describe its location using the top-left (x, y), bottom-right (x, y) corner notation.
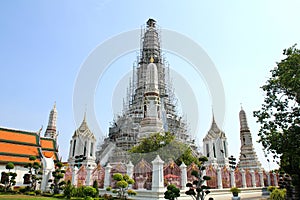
top-left (63, 180), bottom-right (75, 199)
top-left (164, 184), bottom-right (180, 200)
top-left (49, 161), bottom-right (66, 194)
top-left (83, 186), bottom-right (97, 198)
top-left (268, 186), bottom-right (277, 192)
top-left (185, 156), bottom-right (210, 200)
top-left (253, 44), bottom-right (300, 198)
top-left (106, 186), bottom-right (112, 191)
top-left (102, 193), bottom-right (113, 199)
top-left (1, 162), bottom-right (17, 192)
top-left (112, 173), bottom-right (135, 199)
top-left (127, 189), bottom-right (137, 196)
top-left (73, 186), bottom-right (85, 198)
top-left (129, 132), bottom-right (199, 166)
top-left (92, 180), bottom-right (99, 197)
top-left (230, 187), bottom-right (241, 196)
top-left (24, 156), bottom-right (43, 191)
top-left (270, 188), bottom-right (286, 200)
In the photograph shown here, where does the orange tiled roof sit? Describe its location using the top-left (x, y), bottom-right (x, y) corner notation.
top-left (0, 155), bottom-right (36, 164)
top-left (0, 127), bottom-right (59, 164)
top-left (0, 142), bottom-right (39, 156)
top-left (0, 128), bottom-right (37, 145)
top-left (41, 138), bottom-right (55, 149)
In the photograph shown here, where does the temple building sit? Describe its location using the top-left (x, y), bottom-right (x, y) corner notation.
top-left (68, 114), bottom-right (97, 169)
top-left (96, 19), bottom-right (196, 165)
top-left (0, 104), bottom-right (59, 190)
top-left (203, 114), bottom-right (229, 167)
top-left (237, 107), bottom-right (262, 170)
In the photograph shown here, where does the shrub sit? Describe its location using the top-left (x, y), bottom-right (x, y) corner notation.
top-left (34, 190), bottom-right (41, 195)
top-left (268, 186), bottom-right (277, 192)
top-left (128, 189), bottom-right (137, 196)
top-left (83, 186), bottom-right (97, 198)
top-left (230, 187), bottom-right (241, 194)
top-left (270, 188), bottom-right (286, 200)
top-left (106, 186), bottom-right (111, 191)
top-left (102, 193), bottom-right (113, 199)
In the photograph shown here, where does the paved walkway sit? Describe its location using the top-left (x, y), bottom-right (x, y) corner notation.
top-left (205, 189), bottom-right (267, 200)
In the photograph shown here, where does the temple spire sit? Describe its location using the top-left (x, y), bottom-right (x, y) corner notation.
top-left (239, 106), bottom-right (249, 131)
top-left (44, 102), bottom-right (57, 139)
top-left (238, 107), bottom-right (262, 170)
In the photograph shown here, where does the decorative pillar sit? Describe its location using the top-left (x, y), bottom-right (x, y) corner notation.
top-left (230, 169), bottom-right (236, 187)
top-left (217, 167), bottom-right (223, 189)
top-left (126, 161), bottom-right (134, 178)
top-left (266, 172), bottom-right (271, 186)
top-left (250, 170), bottom-right (256, 187)
top-left (203, 168), bottom-right (207, 186)
top-left (241, 169), bottom-right (247, 188)
top-left (72, 166), bottom-right (78, 186)
top-left (104, 163), bottom-right (112, 188)
top-left (151, 155), bottom-right (164, 192)
top-left (180, 162), bottom-right (187, 190)
top-left (259, 170), bottom-right (264, 187)
top-left (85, 165), bottom-right (93, 186)
top-left (273, 172), bottom-right (278, 186)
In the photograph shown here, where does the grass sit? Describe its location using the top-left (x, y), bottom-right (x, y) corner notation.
top-left (0, 194), bottom-right (58, 200)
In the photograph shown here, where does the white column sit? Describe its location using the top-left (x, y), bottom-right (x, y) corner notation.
top-left (266, 172), bottom-right (271, 186)
top-left (151, 155), bottom-right (164, 192)
top-left (104, 163), bottom-right (112, 188)
top-left (217, 167), bottom-right (223, 189)
top-left (273, 172), bottom-right (278, 186)
top-left (230, 169), bottom-right (236, 187)
top-left (72, 166), bottom-right (78, 186)
top-left (259, 170), bottom-right (264, 187)
top-left (241, 169), bottom-right (247, 188)
top-left (250, 170), bottom-right (256, 187)
top-left (203, 167), bottom-right (207, 186)
top-left (180, 162), bottom-right (187, 190)
top-left (85, 165), bottom-right (93, 186)
top-left (126, 161), bottom-right (134, 178)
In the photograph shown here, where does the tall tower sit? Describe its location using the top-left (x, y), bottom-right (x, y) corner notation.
top-left (237, 107), bottom-right (262, 170)
top-left (203, 114), bottom-right (229, 167)
top-left (97, 19), bottom-right (194, 165)
top-left (44, 103), bottom-right (57, 139)
top-left (68, 113), bottom-right (97, 169)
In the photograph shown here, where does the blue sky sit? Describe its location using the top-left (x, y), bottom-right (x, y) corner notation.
top-left (1, 0), bottom-right (300, 170)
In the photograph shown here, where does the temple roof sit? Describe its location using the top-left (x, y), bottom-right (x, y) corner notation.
top-left (203, 115), bottom-right (227, 141)
top-left (73, 114), bottom-right (96, 140)
top-left (0, 127), bottom-right (59, 165)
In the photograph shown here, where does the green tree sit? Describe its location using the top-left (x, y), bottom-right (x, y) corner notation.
top-left (253, 44), bottom-right (300, 199)
top-left (24, 156), bottom-right (42, 191)
top-left (112, 173), bottom-right (135, 199)
top-left (185, 156), bottom-right (211, 200)
top-left (164, 184), bottom-right (180, 200)
top-left (129, 132), bottom-right (199, 166)
top-left (0, 162), bottom-right (17, 191)
top-left (49, 161), bottom-right (66, 194)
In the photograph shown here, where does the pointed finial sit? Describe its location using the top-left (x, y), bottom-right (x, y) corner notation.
top-left (150, 56), bottom-right (154, 63)
top-left (240, 102), bottom-right (243, 110)
top-left (83, 111), bottom-right (87, 122)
